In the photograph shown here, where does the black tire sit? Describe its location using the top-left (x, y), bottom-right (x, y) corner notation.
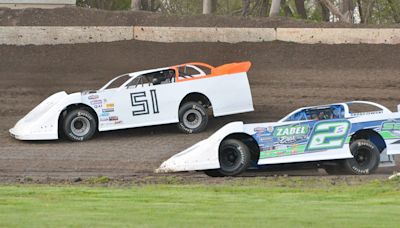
top-left (177, 102), bottom-right (208, 134)
top-left (63, 109), bottom-right (97, 141)
top-left (343, 139), bottom-right (380, 175)
top-left (213, 139), bottom-right (252, 177)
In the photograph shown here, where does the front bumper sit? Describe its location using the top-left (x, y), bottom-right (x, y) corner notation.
top-left (9, 127), bottom-right (57, 140)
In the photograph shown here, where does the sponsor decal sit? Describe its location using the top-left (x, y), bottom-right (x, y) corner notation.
top-left (274, 124), bottom-right (309, 137)
top-left (88, 95), bottom-right (99, 100)
top-left (109, 116), bottom-right (118, 121)
top-left (105, 103), bottom-right (114, 108)
top-left (90, 100), bottom-right (102, 105)
top-left (252, 126), bottom-right (275, 151)
top-left (102, 108), bottom-right (114, 113)
top-left (90, 100), bottom-right (103, 108)
top-left (100, 112), bottom-right (109, 117)
top-left (115, 120), bottom-right (123, 124)
top-left (100, 117), bottom-right (108, 122)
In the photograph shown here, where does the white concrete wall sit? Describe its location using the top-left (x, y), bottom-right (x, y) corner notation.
top-left (0, 26), bottom-right (133, 45)
top-left (277, 28), bottom-right (400, 44)
top-left (1, 26), bottom-right (400, 45)
top-left (134, 27), bottom-right (400, 44)
top-left (133, 26), bottom-right (276, 43)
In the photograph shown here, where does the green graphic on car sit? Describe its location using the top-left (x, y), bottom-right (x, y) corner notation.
top-left (260, 120), bottom-right (351, 159)
top-left (306, 120), bottom-right (350, 151)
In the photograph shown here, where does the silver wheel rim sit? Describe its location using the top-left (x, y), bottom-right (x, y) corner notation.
top-left (70, 116), bottom-right (90, 137)
top-left (183, 109), bottom-right (202, 129)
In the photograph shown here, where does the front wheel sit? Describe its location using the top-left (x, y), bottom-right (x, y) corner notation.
top-left (177, 102), bottom-right (208, 134)
top-left (205, 139), bottom-right (251, 177)
top-left (63, 109), bottom-right (97, 141)
top-left (343, 139), bottom-right (380, 175)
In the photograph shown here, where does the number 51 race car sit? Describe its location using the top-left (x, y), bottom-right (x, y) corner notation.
top-left (157, 101), bottom-right (400, 176)
top-left (9, 61), bottom-right (253, 141)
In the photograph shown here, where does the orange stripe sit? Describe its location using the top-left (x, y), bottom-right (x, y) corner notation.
top-left (173, 61), bottom-right (251, 83)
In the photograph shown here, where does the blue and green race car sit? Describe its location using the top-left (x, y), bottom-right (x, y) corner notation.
top-left (158, 101), bottom-right (400, 176)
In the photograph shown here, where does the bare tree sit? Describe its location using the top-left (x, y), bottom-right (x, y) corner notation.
top-left (258, 0), bottom-right (269, 17)
top-left (319, 0), bottom-right (351, 23)
top-left (320, 0), bottom-right (330, 21)
top-left (131, 0), bottom-right (141, 10)
top-left (357, 0), bottom-right (363, 23)
top-left (388, 0), bottom-right (400, 23)
top-left (269, 0), bottom-right (281, 17)
top-left (358, 0), bottom-right (375, 24)
top-left (281, 0), bottom-right (293, 17)
top-left (340, 0), bottom-right (354, 22)
top-left (242, 0), bottom-right (250, 16)
top-left (295, 0), bottom-right (307, 19)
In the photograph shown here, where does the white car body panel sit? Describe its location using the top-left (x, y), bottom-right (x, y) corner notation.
top-left (10, 62), bottom-right (254, 140)
top-left (10, 92), bottom-right (82, 140)
top-left (157, 122), bottom-right (245, 172)
top-left (157, 101), bottom-right (400, 172)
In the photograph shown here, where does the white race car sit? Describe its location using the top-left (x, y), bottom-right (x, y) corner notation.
top-left (157, 101), bottom-right (400, 176)
top-left (10, 62), bottom-right (253, 141)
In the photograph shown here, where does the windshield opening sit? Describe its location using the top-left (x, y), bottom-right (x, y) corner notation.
top-left (284, 105), bottom-right (345, 122)
top-left (102, 74), bottom-right (131, 90)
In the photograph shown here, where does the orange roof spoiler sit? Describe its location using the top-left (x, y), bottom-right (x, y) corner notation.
top-left (173, 61), bottom-right (251, 82)
top-left (211, 61), bottom-right (251, 76)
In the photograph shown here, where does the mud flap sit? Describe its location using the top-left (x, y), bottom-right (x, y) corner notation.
top-left (379, 149), bottom-right (395, 167)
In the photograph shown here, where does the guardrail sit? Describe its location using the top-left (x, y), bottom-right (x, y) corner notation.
top-left (0, 26), bottom-right (400, 45)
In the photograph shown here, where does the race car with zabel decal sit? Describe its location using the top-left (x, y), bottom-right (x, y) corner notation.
top-left (157, 101), bottom-right (400, 176)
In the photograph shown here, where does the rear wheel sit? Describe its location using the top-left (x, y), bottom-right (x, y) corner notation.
top-left (343, 139), bottom-right (380, 175)
top-left (63, 109), bottom-right (97, 141)
top-left (204, 139), bottom-right (251, 177)
top-left (177, 102), bottom-right (208, 134)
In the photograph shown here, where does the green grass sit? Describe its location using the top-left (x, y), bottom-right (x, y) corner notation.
top-left (0, 178), bottom-right (399, 227)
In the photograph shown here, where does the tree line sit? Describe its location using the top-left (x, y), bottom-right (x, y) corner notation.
top-left (76, 0), bottom-right (400, 24)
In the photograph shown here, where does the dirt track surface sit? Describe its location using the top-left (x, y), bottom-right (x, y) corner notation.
top-left (1, 40), bottom-right (400, 181)
top-left (1, 7), bottom-right (400, 27)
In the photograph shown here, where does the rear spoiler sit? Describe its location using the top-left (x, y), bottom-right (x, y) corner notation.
top-left (211, 61), bottom-right (251, 76)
